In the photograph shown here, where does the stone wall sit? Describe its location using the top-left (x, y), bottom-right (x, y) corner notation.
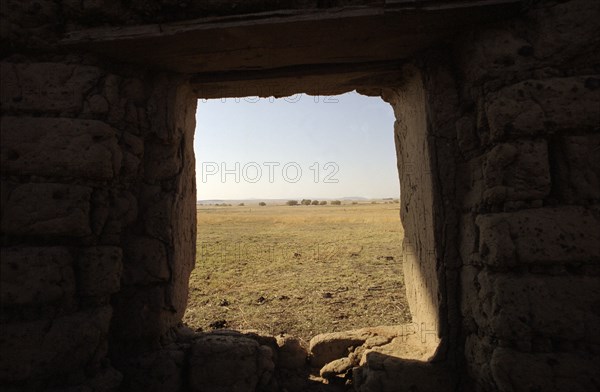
top-left (452, 0), bottom-right (600, 390)
top-left (1, 0), bottom-right (599, 391)
top-left (0, 56), bottom-right (197, 389)
top-left (356, 1), bottom-right (600, 389)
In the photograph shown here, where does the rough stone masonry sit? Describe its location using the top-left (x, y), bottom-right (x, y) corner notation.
top-left (1, 0), bottom-right (599, 391)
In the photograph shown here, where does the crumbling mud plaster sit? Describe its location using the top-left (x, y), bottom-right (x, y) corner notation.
top-left (1, 0), bottom-right (599, 391)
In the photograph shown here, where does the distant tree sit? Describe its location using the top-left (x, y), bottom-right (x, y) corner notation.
top-left (311, 200), bottom-right (319, 205)
top-left (371, 201), bottom-right (377, 204)
top-left (238, 203), bottom-right (245, 206)
top-left (319, 200), bottom-right (327, 205)
top-left (301, 199), bottom-right (312, 205)
top-left (286, 200), bottom-right (298, 206)
top-left (259, 202), bottom-right (266, 206)
top-left (352, 201), bottom-right (358, 205)
top-left (331, 200), bottom-right (342, 205)
top-left (394, 199), bottom-right (400, 203)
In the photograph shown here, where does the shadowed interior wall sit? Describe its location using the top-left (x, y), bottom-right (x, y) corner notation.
top-left (1, 0), bottom-right (599, 391)
top-left (452, 1), bottom-right (600, 389)
top-left (109, 78), bottom-right (197, 363)
top-left (0, 62), bottom-right (198, 388)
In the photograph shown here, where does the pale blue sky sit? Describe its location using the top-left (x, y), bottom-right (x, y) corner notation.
top-left (194, 92), bottom-right (399, 200)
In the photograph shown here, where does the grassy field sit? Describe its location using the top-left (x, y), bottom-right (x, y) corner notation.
top-left (183, 202), bottom-right (410, 344)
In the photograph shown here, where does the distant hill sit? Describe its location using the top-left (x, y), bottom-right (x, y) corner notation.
top-left (198, 196), bottom-right (396, 204)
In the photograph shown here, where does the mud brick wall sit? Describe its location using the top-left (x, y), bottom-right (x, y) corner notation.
top-left (1, 0), bottom-right (599, 391)
top-left (378, 1), bottom-right (600, 389)
top-left (0, 56), bottom-right (197, 389)
top-left (452, 1), bottom-right (600, 390)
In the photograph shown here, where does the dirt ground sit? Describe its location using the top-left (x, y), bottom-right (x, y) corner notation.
top-left (183, 201), bottom-right (411, 344)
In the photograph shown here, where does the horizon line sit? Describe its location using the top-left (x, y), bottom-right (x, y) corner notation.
top-left (197, 196), bottom-right (399, 201)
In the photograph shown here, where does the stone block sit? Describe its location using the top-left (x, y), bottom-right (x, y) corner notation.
top-left (122, 78), bottom-right (147, 104)
top-left (464, 334), bottom-right (495, 391)
top-left (275, 335), bottom-right (307, 369)
top-left (144, 141), bottom-right (182, 182)
top-left (553, 134), bottom-right (600, 202)
top-left (483, 139), bottom-right (550, 204)
top-left (103, 190), bottom-right (138, 238)
top-left (123, 346), bottom-right (185, 392)
top-left (143, 189), bottom-right (174, 243)
top-left (456, 115), bottom-right (479, 155)
top-left (320, 357), bottom-right (352, 379)
top-left (0, 117), bottom-right (122, 179)
top-left (0, 62), bottom-right (104, 114)
top-left (354, 353), bottom-right (455, 392)
top-left (1, 183), bottom-right (92, 237)
top-left (110, 285), bottom-right (174, 341)
top-left (309, 326), bottom-right (409, 368)
top-left (485, 77), bottom-right (600, 141)
top-left (476, 207), bottom-right (600, 266)
top-left (84, 365), bottom-right (123, 392)
top-left (189, 334), bottom-right (274, 392)
top-left (77, 246), bottom-right (123, 297)
top-left (0, 306), bottom-right (112, 382)
top-left (122, 132), bottom-right (144, 156)
top-left (529, 0), bottom-right (600, 64)
top-left (0, 0), bottom-right (60, 47)
top-left (457, 27), bottom-right (535, 86)
top-left (122, 236), bottom-right (170, 285)
top-left (457, 157), bottom-right (484, 211)
top-left (85, 93), bottom-right (110, 114)
top-left (0, 247), bottom-right (75, 306)
top-left (309, 331), bottom-right (367, 368)
top-left (490, 348), bottom-right (600, 392)
top-left (121, 151), bottom-right (142, 179)
top-left (476, 272), bottom-right (600, 344)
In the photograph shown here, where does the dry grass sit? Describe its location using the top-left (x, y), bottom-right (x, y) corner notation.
top-left (183, 202), bottom-right (411, 344)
